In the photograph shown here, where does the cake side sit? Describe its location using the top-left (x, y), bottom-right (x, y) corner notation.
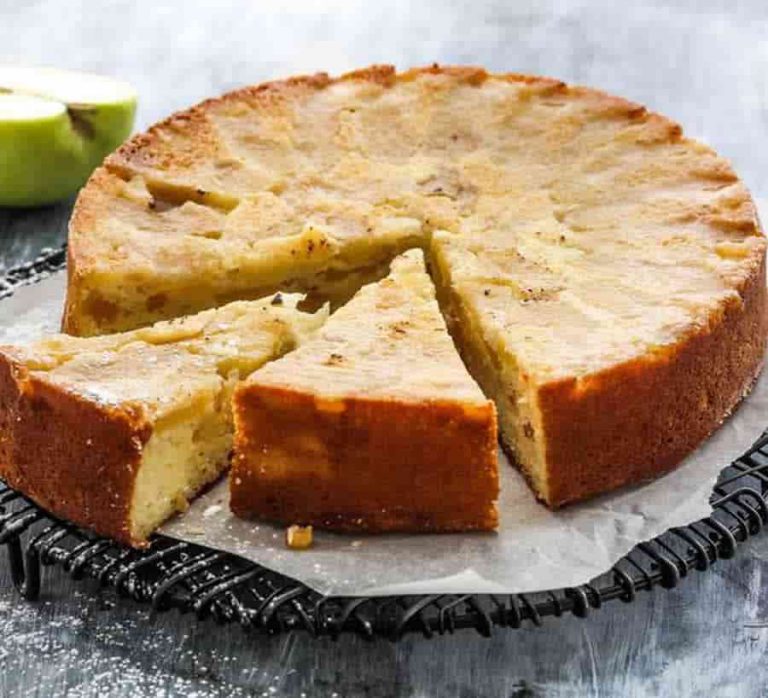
top-left (231, 383), bottom-right (499, 532)
top-left (0, 352), bottom-right (151, 545)
top-left (538, 254), bottom-right (767, 506)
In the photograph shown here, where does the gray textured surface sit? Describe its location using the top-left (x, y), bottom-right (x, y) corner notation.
top-left (1, 0), bottom-right (768, 695)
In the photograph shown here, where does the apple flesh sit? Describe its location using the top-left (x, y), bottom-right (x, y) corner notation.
top-left (0, 66), bottom-right (137, 207)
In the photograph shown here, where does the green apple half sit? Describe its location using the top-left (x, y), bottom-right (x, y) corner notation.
top-left (0, 66), bottom-right (137, 207)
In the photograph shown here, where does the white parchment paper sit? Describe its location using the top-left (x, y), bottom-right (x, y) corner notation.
top-left (2, 271), bottom-right (766, 596)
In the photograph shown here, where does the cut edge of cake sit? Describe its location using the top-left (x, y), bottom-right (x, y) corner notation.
top-left (231, 249), bottom-right (500, 532)
top-left (63, 168), bottom-right (424, 336)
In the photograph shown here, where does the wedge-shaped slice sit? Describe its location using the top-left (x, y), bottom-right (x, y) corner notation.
top-left (430, 222), bottom-right (766, 507)
top-left (231, 250), bottom-right (499, 532)
top-left (0, 298), bottom-right (325, 546)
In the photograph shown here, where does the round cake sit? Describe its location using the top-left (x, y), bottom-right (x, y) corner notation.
top-left (64, 65), bottom-right (767, 507)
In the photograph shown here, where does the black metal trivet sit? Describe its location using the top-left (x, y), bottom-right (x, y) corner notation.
top-left (1, 247), bottom-right (767, 639)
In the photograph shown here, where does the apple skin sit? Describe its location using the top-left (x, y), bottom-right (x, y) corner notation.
top-left (0, 98), bottom-right (136, 208)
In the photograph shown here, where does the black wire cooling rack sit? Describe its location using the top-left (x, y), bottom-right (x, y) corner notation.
top-left (1, 247), bottom-right (768, 640)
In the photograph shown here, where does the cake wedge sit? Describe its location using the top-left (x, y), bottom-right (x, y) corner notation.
top-left (0, 297), bottom-right (326, 546)
top-left (231, 249), bottom-right (499, 532)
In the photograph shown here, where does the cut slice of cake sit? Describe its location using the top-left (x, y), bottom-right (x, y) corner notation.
top-left (230, 249), bottom-right (499, 532)
top-left (0, 297), bottom-right (326, 546)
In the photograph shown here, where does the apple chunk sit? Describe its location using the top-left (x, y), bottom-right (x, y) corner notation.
top-left (0, 66), bottom-right (137, 207)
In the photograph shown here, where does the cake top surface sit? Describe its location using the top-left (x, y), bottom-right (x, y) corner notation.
top-left (243, 249), bottom-right (492, 406)
top-left (2, 297), bottom-right (326, 419)
top-left (71, 65), bottom-right (764, 380)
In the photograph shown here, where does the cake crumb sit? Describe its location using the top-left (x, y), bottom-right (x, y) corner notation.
top-left (286, 524), bottom-right (313, 550)
top-left (203, 504), bottom-right (223, 518)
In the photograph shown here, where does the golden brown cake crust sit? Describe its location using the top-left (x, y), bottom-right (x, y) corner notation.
top-left (537, 255), bottom-right (767, 506)
top-left (231, 250), bottom-right (500, 532)
top-left (0, 352), bottom-right (151, 546)
top-left (231, 384), bottom-right (499, 532)
top-left (2, 297), bottom-right (327, 546)
top-left (100, 63), bottom-right (663, 181)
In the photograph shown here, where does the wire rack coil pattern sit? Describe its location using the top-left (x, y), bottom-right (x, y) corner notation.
top-left (1, 247), bottom-right (767, 639)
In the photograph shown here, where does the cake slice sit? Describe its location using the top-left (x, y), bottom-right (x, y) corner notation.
top-left (430, 217), bottom-right (766, 507)
top-left (231, 249), bottom-right (499, 532)
top-left (0, 297), bottom-right (326, 546)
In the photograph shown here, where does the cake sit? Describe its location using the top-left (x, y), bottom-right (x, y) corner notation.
top-left (231, 250), bottom-right (499, 531)
top-left (59, 65), bottom-right (767, 508)
top-left (0, 298), bottom-right (325, 545)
